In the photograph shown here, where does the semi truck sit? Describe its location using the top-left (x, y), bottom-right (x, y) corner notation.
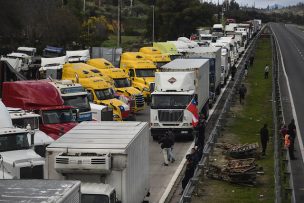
top-left (0, 179), bottom-right (81, 202)
top-left (8, 108), bottom-right (54, 157)
top-left (212, 24), bottom-right (224, 37)
top-left (45, 121), bottom-right (150, 203)
top-left (0, 101), bottom-right (45, 179)
top-left (153, 59), bottom-right (209, 139)
top-left (66, 50), bottom-right (90, 63)
top-left (49, 80), bottom-right (93, 122)
top-left (39, 56), bottom-right (67, 79)
top-left (153, 42), bottom-right (182, 60)
top-left (43, 46), bottom-right (65, 58)
top-left (87, 58), bottom-right (116, 69)
top-left (139, 47), bottom-right (171, 68)
top-left (120, 52), bottom-right (157, 102)
top-left (185, 46), bottom-right (222, 99)
top-left (2, 80), bottom-right (78, 140)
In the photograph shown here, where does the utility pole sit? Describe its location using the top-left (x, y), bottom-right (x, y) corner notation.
top-left (83, 0), bottom-right (86, 13)
top-left (152, 5), bottom-right (155, 42)
top-left (117, 0), bottom-right (121, 47)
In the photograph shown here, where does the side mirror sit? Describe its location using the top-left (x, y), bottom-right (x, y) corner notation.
top-left (71, 108), bottom-right (79, 121)
top-left (87, 92), bottom-right (93, 102)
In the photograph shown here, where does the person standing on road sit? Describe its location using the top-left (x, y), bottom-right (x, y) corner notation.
top-left (231, 64), bottom-right (237, 81)
top-left (181, 155), bottom-right (195, 192)
top-left (260, 124), bottom-right (269, 156)
top-left (249, 55), bottom-right (254, 66)
top-left (264, 64), bottom-right (270, 79)
top-left (167, 131), bottom-right (176, 163)
top-left (159, 132), bottom-right (174, 166)
top-left (288, 119), bottom-right (296, 152)
top-left (280, 124), bottom-right (288, 139)
top-left (239, 84), bottom-right (247, 104)
top-left (284, 132), bottom-right (296, 160)
top-left (195, 115), bottom-right (205, 149)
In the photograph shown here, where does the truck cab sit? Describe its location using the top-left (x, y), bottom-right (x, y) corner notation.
top-left (43, 46), bottom-right (65, 58)
top-left (153, 42), bottom-right (182, 60)
top-left (81, 182), bottom-right (117, 203)
top-left (66, 50), bottom-right (90, 63)
top-left (120, 52), bottom-right (157, 102)
top-left (95, 68), bottom-right (145, 112)
top-left (87, 58), bottom-right (116, 69)
top-left (0, 101), bottom-right (45, 179)
top-left (139, 47), bottom-right (171, 68)
top-left (49, 80), bottom-right (93, 122)
top-left (212, 24), bottom-right (224, 37)
top-left (2, 81), bottom-right (78, 140)
top-left (39, 56), bottom-right (67, 79)
top-left (8, 108), bottom-right (54, 157)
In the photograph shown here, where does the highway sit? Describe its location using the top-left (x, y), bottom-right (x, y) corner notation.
top-left (271, 23), bottom-right (304, 201)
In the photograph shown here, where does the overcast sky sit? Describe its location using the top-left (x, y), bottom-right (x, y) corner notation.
top-left (213, 0), bottom-right (304, 8)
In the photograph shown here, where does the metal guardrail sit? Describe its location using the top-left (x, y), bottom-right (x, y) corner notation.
top-left (178, 28), bottom-right (263, 203)
top-left (270, 25), bottom-right (295, 203)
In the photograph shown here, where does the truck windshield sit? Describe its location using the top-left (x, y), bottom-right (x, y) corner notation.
top-left (95, 89), bottom-right (114, 100)
top-left (114, 78), bottom-right (130, 88)
top-left (0, 133), bottom-right (29, 152)
top-left (12, 117), bottom-right (39, 130)
top-left (63, 95), bottom-right (91, 112)
top-left (213, 28), bottom-right (223, 33)
top-left (151, 95), bottom-right (192, 109)
top-left (42, 109), bottom-right (74, 124)
top-left (81, 194), bottom-right (110, 203)
top-left (135, 69), bottom-right (155, 77)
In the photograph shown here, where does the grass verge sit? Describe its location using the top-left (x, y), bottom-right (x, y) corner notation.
top-left (101, 35), bottom-right (145, 50)
top-left (191, 36), bottom-right (274, 203)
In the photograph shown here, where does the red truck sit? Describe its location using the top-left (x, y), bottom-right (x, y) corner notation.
top-left (2, 80), bottom-right (77, 140)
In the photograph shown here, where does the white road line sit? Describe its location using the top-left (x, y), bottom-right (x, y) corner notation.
top-left (272, 27), bottom-right (304, 164)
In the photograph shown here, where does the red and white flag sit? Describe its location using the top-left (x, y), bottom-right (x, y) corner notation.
top-left (186, 98), bottom-right (199, 127)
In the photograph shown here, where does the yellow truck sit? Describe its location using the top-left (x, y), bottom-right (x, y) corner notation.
top-left (62, 64), bottom-right (130, 121)
top-left (87, 61), bottom-right (145, 112)
top-left (153, 42), bottom-right (182, 60)
top-left (120, 52), bottom-right (157, 102)
top-left (139, 47), bottom-right (171, 68)
top-left (87, 58), bottom-right (115, 69)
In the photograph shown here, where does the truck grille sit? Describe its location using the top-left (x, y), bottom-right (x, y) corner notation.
top-left (158, 110), bottom-right (184, 122)
top-left (135, 94), bottom-right (144, 108)
top-left (56, 157), bottom-right (69, 164)
top-left (20, 165), bottom-right (43, 179)
top-left (91, 158), bottom-right (106, 164)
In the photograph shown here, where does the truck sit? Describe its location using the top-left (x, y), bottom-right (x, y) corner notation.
top-left (0, 179), bottom-right (81, 202)
top-left (2, 80), bottom-right (78, 140)
top-left (177, 37), bottom-right (199, 48)
top-left (0, 101), bottom-right (45, 179)
top-left (43, 46), bottom-right (65, 58)
top-left (39, 56), bottom-right (67, 79)
top-left (212, 24), bottom-right (224, 37)
top-left (139, 47), bottom-right (171, 68)
top-left (167, 40), bottom-right (191, 55)
top-left (185, 46), bottom-right (222, 98)
top-left (87, 58), bottom-right (116, 69)
top-left (66, 49), bottom-right (90, 63)
top-left (45, 121), bottom-right (150, 203)
top-left (153, 42), bottom-right (182, 60)
top-left (62, 64), bottom-right (131, 121)
top-left (216, 37), bottom-right (239, 66)
top-left (49, 79), bottom-right (93, 122)
top-left (153, 59), bottom-right (209, 139)
top-left (120, 52), bottom-right (157, 102)
top-left (8, 108), bottom-right (54, 157)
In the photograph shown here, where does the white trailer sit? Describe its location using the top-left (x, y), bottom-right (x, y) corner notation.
top-left (184, 46), bottom-right (221, 96)
top-left (0, 179), bottom-right (81, 202)
top-left (217, 36), bottom-right (239, 65)
top-left (0, 101), bottom-right (45, 179)
top-left (220, 48), bottom-right (229, 86)
top-left (45, 121), bottom-right (150, 203)
top-left (151, 64), bottom-right (209, 139)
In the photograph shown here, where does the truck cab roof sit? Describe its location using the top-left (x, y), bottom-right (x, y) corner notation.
top-left (153, 42), bottom-right (180, 55)
top-left (66, 50), bottom-right (90, 63)
top-left (87, 58), bottom-right (115, 69)
top-left (40, 56), bottom-right (67, 71)
top-left (49, 80), bottom-right (88, 97)
top-left (79, 77), bottom-right (111, 90)
top-left (120, 52), bottom-right (156, 69)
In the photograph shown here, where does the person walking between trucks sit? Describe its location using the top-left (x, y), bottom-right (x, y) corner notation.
top-left (260, 124), bottom-right (269, 156)
top-left (167, 130), bottom-right (176, 163)
top-left (288, 119), bottom-right (296, 154)
top-left (264, 64), bottom-right (270, 79)
top-left (159, 132), bottom-right (174, 166)
top-left (239, 84), bottom-right (247, 105)
top-left (284, 133), bottom-right (296, 160)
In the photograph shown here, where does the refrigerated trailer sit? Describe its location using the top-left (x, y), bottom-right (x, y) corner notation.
top-left (45, 121), bottom-right (150, 203)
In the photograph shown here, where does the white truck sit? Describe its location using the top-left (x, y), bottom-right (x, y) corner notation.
top-left (152, 59), bottom-right (209, 139)
top-left (66, 49), bottom-right (90, 63)
top-left (0, 179), bottom-right (81, 202)
top-left (40, 56), bottom-right (67, 79)
top-left (90, 102), bottom-right (113, 121)
top-left (216, 36), bottom-right (239, 66)
top-left (185, 46), bottom-right (222, 98)
top-left (212, 24), bottom-right (224, 37)
top-left (45, 121), bottom-right (150, 203)
top-left (177, 37), bottom-right (199, 48)
top-left (0, 101), bottom-right (45, 179)
top-left (49, 80), bottom-right (93, 122)
top-left (8, 108), bottom-right (54, 157)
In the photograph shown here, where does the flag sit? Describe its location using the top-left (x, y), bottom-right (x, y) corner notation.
top-left (186, 98), bottom-right (199, 127)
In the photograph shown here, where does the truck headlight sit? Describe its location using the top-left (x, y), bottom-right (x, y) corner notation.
top-left (143, 87), bottom-right (149, 92)
top-left (113, 114), bottom-right (120, 118)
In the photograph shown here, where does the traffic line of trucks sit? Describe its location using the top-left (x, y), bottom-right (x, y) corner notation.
top-left (0, 18), bottom-right (261, 202)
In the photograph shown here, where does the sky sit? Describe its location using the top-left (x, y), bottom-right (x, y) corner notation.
top-left (212, 0), bottom-right (304, 8)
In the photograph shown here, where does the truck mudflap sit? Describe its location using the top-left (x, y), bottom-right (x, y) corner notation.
top-left (150, 128), bottom-right (193, 140)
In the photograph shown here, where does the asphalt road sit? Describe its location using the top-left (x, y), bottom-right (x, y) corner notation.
top-left (135, 107), bottom-right (193, 203)
top-left (271, 23), bottom-right (304, 201)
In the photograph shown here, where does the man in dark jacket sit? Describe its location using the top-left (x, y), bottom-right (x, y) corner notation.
top-left (260, 124), bottom-right (269, 156)
top-left (195, 116), bottom-right (205, 149)
top-left (288, 119), bottom-right (296, 155)
top-left (159, 133), bottom-right (174, 166)
top-left (181, 156), bottom-right (195, 192)
top-left (239, 84), bottom-right (247, 104)
top-left (231, 65), bottom-right (237, 81)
